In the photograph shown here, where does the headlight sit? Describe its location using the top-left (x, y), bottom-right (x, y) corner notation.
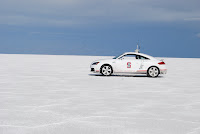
top-left (92, 62), bottom-right (99, 65)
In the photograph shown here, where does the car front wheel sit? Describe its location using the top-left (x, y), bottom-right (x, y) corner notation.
top-left (147, 66), bottom-right (160, 77)
top-left (101, 65), bottom-right (113, 76)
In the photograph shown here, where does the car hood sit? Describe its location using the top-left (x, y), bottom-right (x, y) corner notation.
top-left (92, 58), bottom-right (114, 63)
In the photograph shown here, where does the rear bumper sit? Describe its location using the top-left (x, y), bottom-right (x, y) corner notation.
top-left (160, 69), bottom-right (167, 74)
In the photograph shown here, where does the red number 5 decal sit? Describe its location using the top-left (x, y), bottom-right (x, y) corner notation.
top-left (127, 62), bottom-right (131, 68)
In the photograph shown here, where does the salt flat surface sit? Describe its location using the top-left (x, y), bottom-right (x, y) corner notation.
top-left (0, 54), bottom-right (200, 134)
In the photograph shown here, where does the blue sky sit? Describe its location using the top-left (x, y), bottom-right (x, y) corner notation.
top-left (0, 0), bottom-right (200, 58)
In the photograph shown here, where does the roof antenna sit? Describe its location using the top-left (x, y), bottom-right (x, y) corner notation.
top-left (135, 40), bottom-right (140, 53)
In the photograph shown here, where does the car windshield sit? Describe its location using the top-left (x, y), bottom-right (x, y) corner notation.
top-left (113, 54), bottom-right (123, 59)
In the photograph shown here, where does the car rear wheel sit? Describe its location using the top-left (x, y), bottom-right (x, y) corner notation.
top-left (147, 66), bottom-right (160, 77)
top-left (101, 65), bottom-right (113, 76)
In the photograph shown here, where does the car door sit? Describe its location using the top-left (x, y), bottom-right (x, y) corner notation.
top-left (114, 54), bottom-right (142, 73)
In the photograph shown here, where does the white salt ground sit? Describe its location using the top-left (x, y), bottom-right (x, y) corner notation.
top-left (0, 54), bottom-right (200, 134)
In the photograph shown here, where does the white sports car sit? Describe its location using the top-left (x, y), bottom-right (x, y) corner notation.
top-left (90, 52), bottom-right (167, 77)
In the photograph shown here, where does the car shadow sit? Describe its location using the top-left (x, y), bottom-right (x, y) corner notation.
top-left (88, 74), bottom-right (164, 78)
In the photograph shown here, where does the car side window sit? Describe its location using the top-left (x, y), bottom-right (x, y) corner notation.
top-left (122, 54), bottom-right (136, 59)
top-left (141, 56), bottom-right (149, 60)
top-left (136, 55), bottom-right (149, 60)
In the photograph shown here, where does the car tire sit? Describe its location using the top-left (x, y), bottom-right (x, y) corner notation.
top-left (147, 66), bottom-right (160, 77)
top-left (100, 65), bottom-right (113, 76)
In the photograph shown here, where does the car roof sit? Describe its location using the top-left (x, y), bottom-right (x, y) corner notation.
top-left (121, 52), bottom-right (156, 60)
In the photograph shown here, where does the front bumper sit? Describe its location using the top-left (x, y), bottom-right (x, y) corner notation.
top-left (91, 68), bottom-right (95, 72)
top-left (90, 65), bottom-right (100, 73)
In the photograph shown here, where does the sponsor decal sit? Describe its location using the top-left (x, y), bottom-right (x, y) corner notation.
top-left (127, 62), bottom-right (131, 68)
top-left (137, 70), bottom-right (147, 72)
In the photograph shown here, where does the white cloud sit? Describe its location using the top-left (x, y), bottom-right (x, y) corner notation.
top-left (197, 33), bottom-right (200, 38)
top-left (30, 32), bottom-right (65, 35)
top-left (184, 18), bottom-right (200, 21)
top-left (0, 0), bottom-right (200, 26)
top-left (0, 15), bottom-right (80, 26)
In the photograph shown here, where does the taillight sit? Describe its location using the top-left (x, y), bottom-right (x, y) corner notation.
top-left (158, 62), bottom-right (165, 65)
